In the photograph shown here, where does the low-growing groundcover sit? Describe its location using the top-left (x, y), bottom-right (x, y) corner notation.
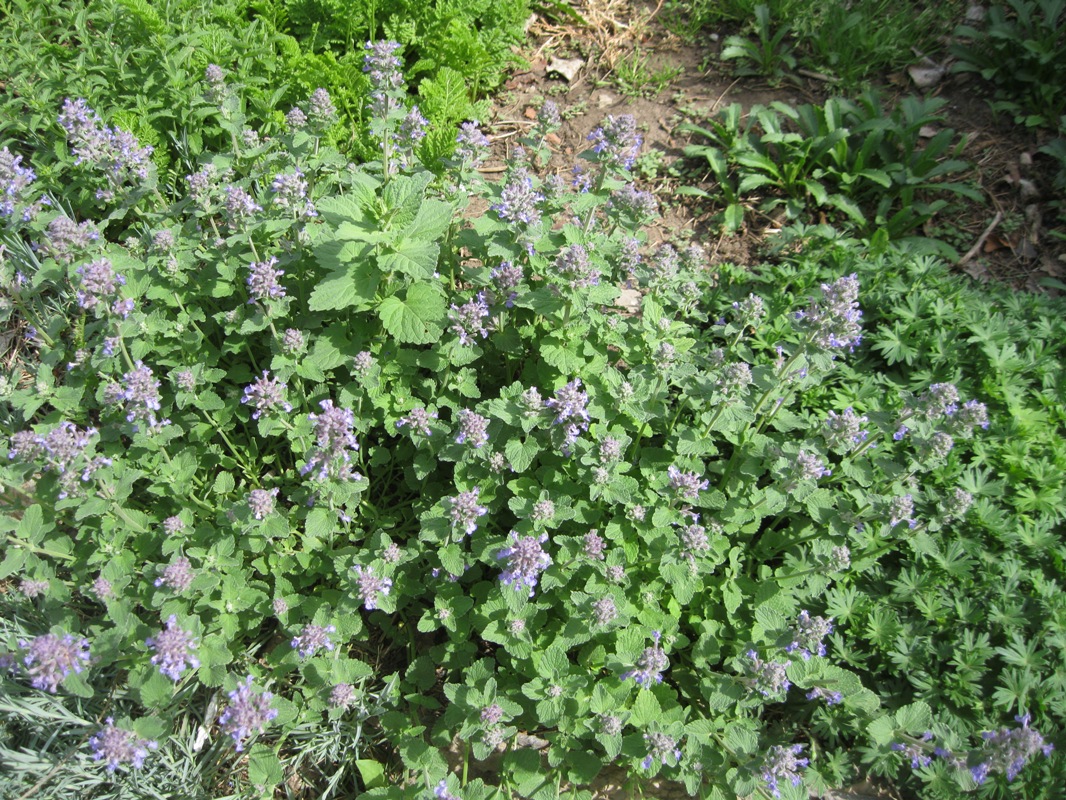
top-left (0, 43), bottom-right (1063, 800)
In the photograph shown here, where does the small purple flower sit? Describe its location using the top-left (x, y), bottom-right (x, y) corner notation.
top-left (545, 378), bottom-right (590, 429)
top-left (271, 168), bottom-right (317, 218)
top-left (607, 185), bottom-right (658, 222)
top-left (38, 215), bottom-right (100, 265)
top-left (246, 256), bottom-right (286, 303)
top-left (0, 146), bottom-right (38, 218)
top-left (89, 718), bottom-right (157, 771)
top-left (154, 557), bottom-right (195, 592)
top-left (224, 185), bottom-right (262, 226)
top-left (492, 167), bottom-right (543, 226)
top-left (447, 487), bottom-right (488, 536)
top-left (449, 292), bottom-right (492, 344)
top-left (17, 632), bottom-right (91, 693)
top-left (481, 703), bottom-right (504, 725)
top-left (762, 745), bottom-right (809, 798)
top-left (455, 409), bottom-right (490, 449)
top-left (91, 576), bottom-right (114, 600)
top-left (398, 105), bottom-right (429, 149)
top-left (75, 258), bottom-right (126, 312)
top-left (20, 578), bottom-right (50, 598)
top-left (281, 328), bottom-right (306, 354)
top-left (247, 487), bottom-right (279, 520)
top-left (396, 407), bottom-right (437, 437)
top-left (793, 273), bottom-right (863, 352)
top-left (363, 40), bottom-right (405, 94)
top-left (789, 450), bottom-right (832, 486)
top-left (163, 516), bottom-right (186, 535)
top-left (219, 676), bottom-right (278, 751)
top-left (302, 399), bottom-right (361, 481)
top-left (950, 399), bottom-right (990, 437)
top-left (120, 361), bottom-right (168, 432)
top-left (823, 408), bottom-right (869, 452)
top-left (919, 383), bottom-right (960, 419)
top-left (786, 611), bottom-right (834, 660)
top-left (893, 425), bottom-right (909, 441)
top-left (173, 369), bottom-right (196, 392)
top-left (308, 88), bottom-right (338, 127)
top-left (286, 107), bottom-right (308, 131)
top-left (974, 713), bottom-right (1055, 783)
top-left (584, 530), bottom-right (606, 559)
top-left (892, 734), bottom-right (935, 769)
top-left (490, 261), bottom-right (522, 307)
top-left (667, 465), bottom-right (709, 502)
top-left (352, 565), bottom-right (393, 610)
top-left (806, 687), bottom-right (844, 705)
top-left (642, 731), bottom-right (682, 770)
top-left (941, 487), bottom-right (973, 519)
top-left (456, 121), bottom-right (491, 163)
top-left (241, 371), bottom-right (292, 420)
top-left (497, 531), bottom-right (552, 597)
top-left (623, 631), bottom-right (669, 687)
top-left (745, 650), bottom-right (791, 699)
top-left (536, 100), bottom-right (562, 133)
top-left (330, 682), bottom-right (356, 709)
top-left (887, 494), bottom-right (917, 529)
top-left (291, 624), bottom-right (337, 658)
top-left (592, 596), bottom-right (618, 626)
top-left (554, 244), bottom-right (600, 290)
top-left (586, 114), bottom-right (642, 170)
top-left (146, 615), bottom-right (200, 681)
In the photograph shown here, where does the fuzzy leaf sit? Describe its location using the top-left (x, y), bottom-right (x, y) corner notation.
top-left (377, 283), bottom-right (446, 344)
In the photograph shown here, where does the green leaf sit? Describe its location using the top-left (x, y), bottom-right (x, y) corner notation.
top-left (17, 505), bottom-right (48, 545)
top-left (867, 715), bottom-right (896, 745)
top-left (356, 759), bottom-right (387, 789)
top-left (378, 239), bottom-right (441, 280)
top-left (247, 743), bottom-right (284, 788)
top-left (629, 689), bottom-right (662, 726)
top-left (377, 283), bottom-right (446, 344)
top-left (505, 437), bottom-right (540, 473)
top-left (403, 199), bottom-right (455, 241)
top-left (309, 256), bottom-right (380, 312)
top-left (138, 669), bottom-right (175, 709)
top-left (895, 700), bottom-right (932, 732)
top-left (540, 342), bottom-right (584, 373)
top-left (212, 471), bottom-right (235, 496)
top-left (419, 66), bottom-right (474, 123)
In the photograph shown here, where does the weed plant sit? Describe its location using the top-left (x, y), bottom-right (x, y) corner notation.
top-left (0, 45), bottom-right (1061, 800)
top-left (952, 0), bottom-right (1066, 129)
top-left (680, 92), bottom-right (981, 245)
top-left (668, 0), bottom-right (962, 90)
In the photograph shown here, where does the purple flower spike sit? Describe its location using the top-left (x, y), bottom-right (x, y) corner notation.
top-left (352, 565), bottom-right (393, 610)
top-left (291, 623), bottom-right (337, 658)
top-left (241, 371), bottom-right (292, 420)
top-left (497, 531), bottom-right (552, 597)
top-left (666, 465), bottom-right (709, 502)
top-left (90, 718), bottom-right (157, 771)
top-left (623, 632), bottom-right (670, 686)
top-left (219, 676), bottom-right (278, 751)
top-left (786, 610), bottom-right (834, 660)
top-left (762, 744), bottom-right (809, 798)
top-left (146, 615), bottom-right (199, 681)
top-left (587, 114), bottom-right (642, 170)
top-left (17, 632), bottom-right (91, 693)
top-left (447, 487), bottom-right (488, 536)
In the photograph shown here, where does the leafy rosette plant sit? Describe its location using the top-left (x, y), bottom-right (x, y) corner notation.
top-left (0, 45), bottom-right (1055, 800)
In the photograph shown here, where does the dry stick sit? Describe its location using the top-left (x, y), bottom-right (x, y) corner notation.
top-left (958, 211), bottom-right (1004, 267)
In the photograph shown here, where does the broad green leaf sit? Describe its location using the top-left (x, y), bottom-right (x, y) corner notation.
top-left (247, 744), bottom-right (284, 788)
top-left (402, 199), bottom-right (454, 241)
top-left (309, 261), bottom-right (380, 312)
top-left (377, 283), bottom-right (446, 344)
top-left (378, 238), bottom-right (440, 280)
top-left (356, 759), bottom-right (387, 789)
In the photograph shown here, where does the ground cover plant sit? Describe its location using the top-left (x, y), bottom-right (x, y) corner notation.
top-left (665, 0), bottom-right (962, 89)
top-left (1, 30), bottom-right (1064, 799)
top-left (679, 92), bottom-right (980, 247)
top-left (0, 0), bottom-right (513, 183)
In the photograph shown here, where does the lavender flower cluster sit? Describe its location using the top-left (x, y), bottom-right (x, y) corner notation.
top-left (90, 718), bottom-right (158, 771)
top-left (497, 531), bottom-right (552, 597)
top-left (219, 676), bottom-right (278, 751)
top-left (7, 422), bottom-right (111, 499)
top-left (57, 98), bottom-right (153, 200)
top-left (785, 610), bottom-right (834, 659)
top-left (793, 273), bottom-right (863, 353)
top-left (15, 632), bottom-right (91, 693)
top-left (622, 631), bottom-right (670, 687)
top-left (301, 399), bottom-right (361, 481)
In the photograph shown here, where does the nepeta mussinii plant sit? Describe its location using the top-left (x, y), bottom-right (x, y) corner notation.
top-left (0, 45), bottom-right (1054, 800)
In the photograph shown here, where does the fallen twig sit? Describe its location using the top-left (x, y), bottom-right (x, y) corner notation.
top-left (958, 211), bottom-right (1003, 267)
